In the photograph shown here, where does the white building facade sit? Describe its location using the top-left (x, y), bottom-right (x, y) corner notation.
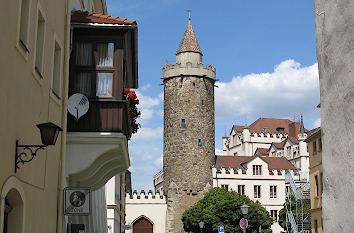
top-left (222, 117), bottom-right (310, 181)
top-left (213, 155), bottom-right (298, 233)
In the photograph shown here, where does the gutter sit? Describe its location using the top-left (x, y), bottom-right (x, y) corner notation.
top-left (56, 0), bottom-right (71, 232)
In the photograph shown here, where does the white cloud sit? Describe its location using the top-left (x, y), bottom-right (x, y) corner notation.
top-left (130, 127), bottom-right (163, 141)
top-left (136, 91), bottom-right (159, 109)
top-left (313, 118), bottom-right (321, 128)
top-left (141, 83), bottom-right (152, 91)
top-left (154, 155), bottom-right (163, 167)
top-left (215, 148), bottom-right (223, 155)
top-left (215, 60), bottom-right (320, 121)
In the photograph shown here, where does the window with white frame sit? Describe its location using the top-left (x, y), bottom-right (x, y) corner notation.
top-left (34, 7), bottom-right (46, 77)
top-left (253, 165), bottom-right (262, 175)
top-left (19, 0), bottom-right (30, 52)
top-left (238, 185), bottom-right (245, 195)
top-left (271, 210), bottom-right (278, 222)
top-left (270, 185), bottom-right (277, 198)
top-left (254, 185), bottom-right (261, 198)
top-left (52, 39), bottom-right (62, 98)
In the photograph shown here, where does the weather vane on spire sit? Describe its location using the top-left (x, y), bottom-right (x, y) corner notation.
top-left (186, 9), bottom-right (192, 20)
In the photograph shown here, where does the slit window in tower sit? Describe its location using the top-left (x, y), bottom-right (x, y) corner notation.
top-left (201, 99), bottom-right (204, 106)
top-left (192, 82), bottom-right (195, 86)
top-left (181, 119), bottom-right (186, 128)
top-left (198, 139), bottom-right (202, 146)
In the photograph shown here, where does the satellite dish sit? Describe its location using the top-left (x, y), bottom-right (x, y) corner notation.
top-left (68, 93), bottom-right (89, 120)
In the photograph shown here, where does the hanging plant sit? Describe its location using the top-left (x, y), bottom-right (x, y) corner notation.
top-left (123, 88), bottom-right (141, 134)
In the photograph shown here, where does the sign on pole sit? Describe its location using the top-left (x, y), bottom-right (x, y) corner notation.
top-left (239, 218), bottom-right (248, 229)
top-left (218, 226), bottom-right (225, 232)
top-left (64, 187), bottom-right (91, 215)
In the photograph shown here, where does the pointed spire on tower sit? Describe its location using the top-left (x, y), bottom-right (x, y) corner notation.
top-left (300, 114), bottom-right (305, 136)
top-left (176, 18), bottom-right (203, 55)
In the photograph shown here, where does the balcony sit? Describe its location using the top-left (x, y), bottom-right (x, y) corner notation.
top-left (67, 99), bottom-right (132, 139)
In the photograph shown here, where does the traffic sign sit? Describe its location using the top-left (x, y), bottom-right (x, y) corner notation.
top-left (218, 226), bottom-right (224, 232)
top-left (64, 187), bottom-right (91, 215)
top-left (239, 218), bottom-right (248, 229)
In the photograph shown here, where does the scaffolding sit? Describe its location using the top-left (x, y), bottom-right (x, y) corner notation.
top-left (285, 171), bottom-right (311, 233)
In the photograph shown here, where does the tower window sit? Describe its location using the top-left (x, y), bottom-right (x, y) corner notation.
top-left (198, 139), bottom-right (202, 146)
top-left (181, 119), bottom-right (186, 128)
top-left (201, 99), bottom-right (204, 106)
top-left (192, 82), bottom-right (195, 86)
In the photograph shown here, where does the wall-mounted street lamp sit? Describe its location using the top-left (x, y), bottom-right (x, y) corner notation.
top-left (15, 122), bottom-right (62, 173)
top-left (241, 204), bottom-right (250, 215)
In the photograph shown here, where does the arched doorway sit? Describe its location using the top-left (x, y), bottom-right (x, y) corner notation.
top-left (133, 217), bottom-right (153, 233)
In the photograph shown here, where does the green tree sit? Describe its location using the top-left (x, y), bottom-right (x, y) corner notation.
top-left (278, 195), bottom-right (311, 231)
top-left (182, 188), bottom-right (273, 233)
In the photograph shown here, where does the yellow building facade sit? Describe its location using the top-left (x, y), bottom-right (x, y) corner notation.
top-left (306, 127), bottom-right (322, 233)
top-left (0, 0), bottom-right (70, 232)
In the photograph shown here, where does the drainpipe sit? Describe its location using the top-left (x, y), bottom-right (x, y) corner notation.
top-left (56, 0), bottom-right (71, 232)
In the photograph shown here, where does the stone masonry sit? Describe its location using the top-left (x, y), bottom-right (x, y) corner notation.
top-left (313, 0), bottom-right (354, 232)
top-left (162, 19), bottom-right (216, 232)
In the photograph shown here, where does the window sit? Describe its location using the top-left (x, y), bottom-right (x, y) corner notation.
top-left (238, 185), bottom-right (245, 195)
top-left (201, 99), bottom-right (204, 106)
top-left (71, 38), bottom-right (119, 99)
top-left (319, 138), bottom-right (322, 151)
top-left (286, 146), bottom-right (291, 157)
top-left (19, 0), bottom-right (30, 52)
top-left (270, 186), bottom-right (277, 198)
top-left (198, 139), bottom-right (202, 146)
top-left (254, 185), bottom-right (261, 198)
top-left (272, 151), bottom-right (275, 157)
top-left (181, 119), bottom-right (186, 128)
top-left (253, 165), bottom-right (262, 175)
top-left (34, 7), bottom-right (46, 77)
top-left (232, 134), bottom-right (236, 145)
top-left (313, 141), bottom-right (317, 154)
top-left (315, 175), bottom-right (319, 196)
top-left (314, 219), bottom-right (318, 233)
top-left (271, 210), bottom-right (278, 222)
top-left (52, 39), bottom-right (63, 98)
top-left (320, 173), bottom-right (323, 195)
top-left (221, 184), bottom-right (228, 191)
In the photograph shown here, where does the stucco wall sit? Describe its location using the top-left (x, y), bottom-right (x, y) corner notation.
top-left (0, 0), bottom-right (68, 232)
top-left (125, 192), bottom-right (167, 233)
top-left (313, 1), bottom-right (354, 232)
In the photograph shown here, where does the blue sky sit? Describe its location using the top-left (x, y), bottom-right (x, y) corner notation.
top-left (106, 0), bottom-right (320, 191)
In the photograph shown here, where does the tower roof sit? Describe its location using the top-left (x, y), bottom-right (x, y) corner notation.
top-left (176, 19), bottom-right (203, 55)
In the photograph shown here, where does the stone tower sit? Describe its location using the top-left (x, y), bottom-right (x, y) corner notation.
top-left (162, 18), bottom-right (216, 232)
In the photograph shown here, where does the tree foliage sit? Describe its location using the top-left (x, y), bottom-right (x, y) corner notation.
top-left (182, 188), bottom-right (273, 233)
top-left (278, 195), bottom-right (311, 230)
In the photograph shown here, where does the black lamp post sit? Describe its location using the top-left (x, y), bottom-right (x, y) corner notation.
top-left (199, 221), bottom-right (204, 233)
top-left (15, 122), bottom-right (62, 173)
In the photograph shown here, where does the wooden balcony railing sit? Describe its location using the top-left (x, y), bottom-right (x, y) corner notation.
top-left (67, 99), bottom-right (132, 139)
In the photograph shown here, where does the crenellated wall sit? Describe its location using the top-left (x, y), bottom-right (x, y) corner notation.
top-left (125, 190), bottom-right (167, 233)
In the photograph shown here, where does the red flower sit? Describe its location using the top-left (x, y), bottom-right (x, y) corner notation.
top-left (124, 88), bottom-right (130, 93)
top-left (134, 99), bottom-right (139, 104)
top-left (129, 92), bottom-right (135, 99)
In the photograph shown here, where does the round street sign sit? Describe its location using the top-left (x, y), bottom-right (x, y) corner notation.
top-left (239, 218), bottom-right (248, 229)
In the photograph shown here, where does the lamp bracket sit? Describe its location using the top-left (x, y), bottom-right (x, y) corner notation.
top-left (15, 140), bottom-right (47, 173)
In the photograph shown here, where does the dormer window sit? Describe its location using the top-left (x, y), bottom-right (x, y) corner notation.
top-left (253, 165), bottom-right (262, 175)
top-left (262, 127), bottom-right (268, 132)
top-left (276, 127), bottom-right (285, 133)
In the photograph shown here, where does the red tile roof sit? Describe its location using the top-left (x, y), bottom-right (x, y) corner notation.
top-left (272, 139), bottom-right (287, 149)
top-left (216, 155), bottom-right (296, 170)
top-left (254, 147), bottom-right (269, 156)
top-left (71, 10), bottom-right (137, 25)
top-left (233, 118), bottom-right (308, 137)
top-left (305, 127), bottom-right (321, 142)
